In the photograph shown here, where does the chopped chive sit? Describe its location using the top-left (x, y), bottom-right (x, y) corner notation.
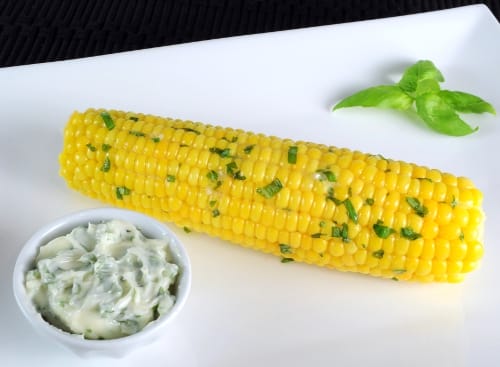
top-left (233, 171), bottom-right (246, 180)
top-left (316, 169), bottom-right (336, 182)
top-left (100, 156), bottom-right (111, 172)
top-left (281, 257), bottom-right (294, 263)
top-left (243, 144), bottom-right (255, 154)
top-left (101, 143), bottom-right (111, 152)
top-left (331, 223), bottom-right (349, 242)
top-left (151, 137), bottom-right (161, 143)
top-left (326, 187), bottom-right (343, 205)
top-left (183, 226), bottom-right (191, 233)
top-left (405, 197), bottom-right (428, 217)
top-left (207, 170), bottom-right (219, 182)
top-left (100, 111), bottom-right (115, 130)
top-left (212, 209), bottom-right (220, 217)
top-left (417, 177), bottom-right (433, 182)
top-left (344, 199), bottom-right (358, 224)
top-left (226, 161), bottom-right (238, 175)
top-left (116, 186), bottom-right (131, 200)
top-left (373, 220), bottom-right (395, 239)
top-left (180, 127), bottom-right (201, 135)
top-left (209, 147), bottom-right (231, 158)
top-left (311, 233), bottom-right (323, 238)
top-left (279, 244), bottom-right (293, 254)
top-left (222, 136), bottom-right (238, 142)
top-left (392, 269), bottom-right (407, 275)
top-left (288, 146), bottom-right (298, 164)
top-left (180, 144), bottom-right (188, 147)
top-left (166, 175), bottom-right (176, 183)
top-left (365, 198), bottom-right (375, 206)
top-left (400, 227), bottom-right (421, 240)
top-left (129, 116), bottom-right (139, 122)
top-left (86, 143), bottom-right (97, 152)
top-left (129, 130), bottom-right (146, 137)
top-left (372, 249), bottom-right (385, 259)
top-left (256, 178), bottom-right (283, 199)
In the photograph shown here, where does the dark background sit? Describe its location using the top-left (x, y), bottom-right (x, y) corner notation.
top-left (1, 0), bottom-right (499, 67)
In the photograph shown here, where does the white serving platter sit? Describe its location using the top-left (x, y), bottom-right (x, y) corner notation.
top-left (0, 4), bottom-right (499, 366)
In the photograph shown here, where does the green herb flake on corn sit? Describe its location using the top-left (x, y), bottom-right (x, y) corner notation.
top-left (59, 109), bottom-right (485, 283)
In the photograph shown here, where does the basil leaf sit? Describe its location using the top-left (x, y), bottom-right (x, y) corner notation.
top-left (333, 85), bottom-right (413, 111)
top-left (405, 197), bottom-right (428, 217)
top-left (439, 90), bottom-right (496, 115)
top-left (400, 227), bottom-right (422, 240)
top-left (398, 60), bottom-right (444, 94)
top-left (415, 78), bottom-right (441, 97)
top-left (416, 93), bottom-right (478, 136)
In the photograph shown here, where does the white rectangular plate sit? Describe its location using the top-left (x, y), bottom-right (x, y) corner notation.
top-left (1, 5), bottom-right (499, 366)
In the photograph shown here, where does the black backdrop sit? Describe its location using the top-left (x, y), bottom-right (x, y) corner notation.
top-left (1, 0), bottom-right (499, 67)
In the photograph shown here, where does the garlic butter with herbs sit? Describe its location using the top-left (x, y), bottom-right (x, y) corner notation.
top-left (25, 219), bottom-right (179, 340)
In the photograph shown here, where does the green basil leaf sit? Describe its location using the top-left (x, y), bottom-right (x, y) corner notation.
top-left (415, 78), bottom-right (441, 97)
top-left (333, 85), bottom-right (413, 111)
top-left (439, 90), bottom-right (496, 115)
top-left (416, 93), bottom-right (478, 136)
top-left (398, 60), bottom-right (444, 94)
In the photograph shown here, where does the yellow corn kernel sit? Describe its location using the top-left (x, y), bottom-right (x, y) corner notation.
top-left (59, 109), bottom-right (485, 283)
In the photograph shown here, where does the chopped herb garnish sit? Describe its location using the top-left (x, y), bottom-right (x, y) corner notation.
top-left (209, 147), bottom-right (231, 158)
top-left (459, 231), bottom-right (465, 241)
top-left (86, 143), bottom-right (97, 152)
top-left (207, 170), bottom-right (219, 182)
top-left (129, 116), bottom-right (139, 121)
top-left (116, 186), bottom-right (131, 200)
top-left (451, 195), bottom-right (458, 208)
top-left (243, 144), bottom-right (255, 154)
top-left (212, 209), bottom-right (220, 217)
top-left (233, 171), bottom-right (246, 180)
top-left (256, 178), bottom-right (283, 199)
top-left (166, 175), bottom-right (176, 183)
top-left (417, 177), bottom-right (433, 182)
top-left (100, 111), bottom-right (115, 130)
top-left (209, 200), bottom-right (217, 207)
top-left (183, 226), bottom-right (191, 233)
top-left (151, 137), bottom-right (161, 143)
top-left (344, 199), bottom-right (358, 224)
top-left (391, 277), bottom-right (399, 281)
top-left (180, 127), bottom-right (201, 135)
top-left (100, 156), bottom-right (111, 172)
top-left (319, 221), bottom-right (326, 228)
top-left (311, 233), bottom-right (323, 238)
top-left (222, 136), bottom-right (238, 142)
top-left (129, 130), bottom-right (146, 137)
top-left (288, 146), bottom-right (298, 164)
top-left (372, 249), bottom-right (385, 259)
top-left (406, 197), bottom-right (428, 217)
top-left (373, 220), bottom-right (395, 239)
top-left (365, 198), bottom-right (374, 206)
top-left (316, 169), bottom-right (336, 182)
top-left (279, 244), bottom-right (293, 254)
top-left (334, 223), bottom-right (349, 242)
top-left (392, 269), bottom-right (407, 275)
top-left (400, 227), bottom-right (421, 240)
top-left (101, 143), bottom-right (111, 152)
top-left (326, 187), bottom-right (343, 205)
top-left (226, 161), bottom-right (238, 175)
top-left (281, 257), bottom-right (294, 263)
top-left (214, 180), bottom-right (222, 190)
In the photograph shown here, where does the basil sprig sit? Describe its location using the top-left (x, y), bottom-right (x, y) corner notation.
top-left (333, 60), bottom-right (495, 136)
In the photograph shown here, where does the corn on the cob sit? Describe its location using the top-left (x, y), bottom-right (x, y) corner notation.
top-left (59, 108), bottom-right (484, 282)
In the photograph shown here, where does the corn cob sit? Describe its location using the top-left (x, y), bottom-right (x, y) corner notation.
top-left (59, 108), bottom-right (484, 282)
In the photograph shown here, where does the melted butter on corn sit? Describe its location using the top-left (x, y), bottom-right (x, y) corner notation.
top-left (59, 109), bottom-right (485, 282)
